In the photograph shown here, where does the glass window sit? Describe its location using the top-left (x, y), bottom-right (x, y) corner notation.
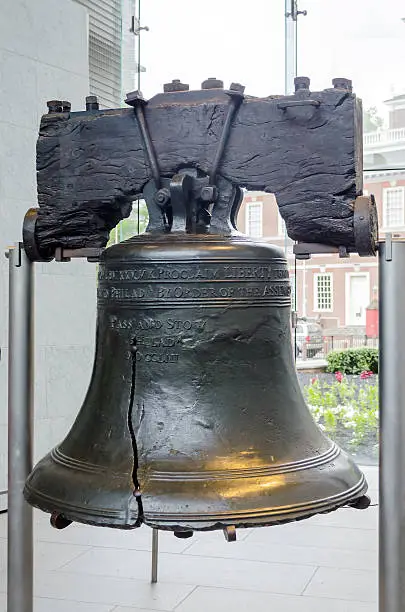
top-left (245, 201), bottom-right (263, 238)
top-left (290, 274), bottom-right (296, 310)
top-left (383, 187), bottom-right (405, 229)
top-left (278, 211), bottom-right (286, 236)
top-left (314, 273), bottom-right (333, 312)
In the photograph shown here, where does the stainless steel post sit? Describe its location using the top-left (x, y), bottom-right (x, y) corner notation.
top-left (7, 243), bottom-right (34, 612)
top-left (284, 0), bottom-right (297, 95)
top-left (379, 238), bottom-right (405, 612)
top-left (151, 528), bottom-right (159, 583)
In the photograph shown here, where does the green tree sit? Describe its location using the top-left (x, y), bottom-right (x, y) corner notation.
top-left (363, 107), bottom-right (384, 132)
top-left (108, 199), bottom-right (149, 246)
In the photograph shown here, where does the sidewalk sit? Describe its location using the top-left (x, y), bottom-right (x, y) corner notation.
top-left (0, 466), bottom-right (378, 612)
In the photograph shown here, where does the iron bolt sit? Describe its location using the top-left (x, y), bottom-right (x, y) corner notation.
top-left (46, 100), bottom-right (63, 114)
top-left (200, 185), bottom-right (218, 202)
top-left (125, 90), bottom-right (146, 107)
top-left (201, 78), bottom-right (224, 90)
top-left (154, 188), bottom-right (170, 207)
top-left (86, 95), bottom-right (99, 111)
top-left (332, 78), bottom-right (353, 92)
top-left (229, 82), bottom-right (245, 94)
top-left (294, 76), bottom-right (310, 92)
top-left (163, 79), bottom-right (189, 93)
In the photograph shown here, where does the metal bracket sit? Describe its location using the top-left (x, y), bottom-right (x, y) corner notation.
top-left (293, 242), bottom-right (350, 260)
top-left (385, 233), bottom-right (393, 262)
top-left (353, 195), bottom-right (378, 257)
top-left (22, 208), bottom-right (104, 263)
top-left (292, 195), bottom-right (378, 259)
top-left (209, 84), bottom-right (245, 187)
top-left (277, 99), bottom-right (320, 110)
top-left (22, 209), bottom-right (53, 263)
top-left (54, 247), bottom-right (104, 263)
top-left (285, 0), bottom-right (307, 20)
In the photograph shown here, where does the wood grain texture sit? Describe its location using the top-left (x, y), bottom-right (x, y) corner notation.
top-left (35, 87), bottom-right (363, 250)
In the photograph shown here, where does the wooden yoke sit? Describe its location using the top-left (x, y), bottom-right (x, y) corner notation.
top-left (30, 77), bottom-right (377, 257)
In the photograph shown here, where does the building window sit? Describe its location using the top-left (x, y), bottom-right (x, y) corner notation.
top-left (383, 187), bottom-right (405, 229)
top-left (289, 274), bottom-right (296, 309)
top-left (278, 211), bottom-right (286, 236)
top-left (245, 202), bottom-right (263, 237)
top-left (314, 273), bottom-right (333, 312)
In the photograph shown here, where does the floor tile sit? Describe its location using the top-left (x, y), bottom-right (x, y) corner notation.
top-left (35, 570), bottom-right (194, 610)
top-left (245, 521), bottom-right (377, 551)
top-left (0, 538), bottom-right (91, 572)
top-left (184, 537), bottom-right (377, 571)
top-left (304, 567), bottom-right (377, 602)
top-left (33, 518), bottom-right (191, 554)
top-left (175, 586), bottom-right (377, 612)
top-left (34, 599), bottom-right (114, 612)
top-left (60, 547), bottom-right (316, 595)
top-left (307, 506), bottom-right (378, 530)
top-left (0, 518), bottom-right (6, 540)
top-left (361, 466), bottom-right (379, 492)
top-left (112, 608), bottom-right (169, 612)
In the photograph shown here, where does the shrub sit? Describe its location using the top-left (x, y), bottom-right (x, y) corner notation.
top-left (326, 347), bottom-right (378, 375)
top-left (303, 375), bottom-right (378, 452)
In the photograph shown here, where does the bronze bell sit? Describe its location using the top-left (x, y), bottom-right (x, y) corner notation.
top-left (24, 171), bottom-right (368, 536)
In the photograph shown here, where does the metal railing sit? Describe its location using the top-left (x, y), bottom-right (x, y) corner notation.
top-left (298, 335), bottom-right (378, 361)
top-left (364, 127), bottom-right (405, 147)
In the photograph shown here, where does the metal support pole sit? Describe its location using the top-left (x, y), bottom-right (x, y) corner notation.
top-left (151, 528), bottom-right (159, 583)
top-left (379, 238), bottom-right (405, 612)
top-left (285, 0), bottom-right (298, 95)
top-left (7, 243), bottom-right (34, 612)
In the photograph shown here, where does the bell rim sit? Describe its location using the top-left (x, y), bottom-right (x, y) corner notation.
top-left (142, 472), bottom-right (368, 524)
top-left (24, 470), bottom-right (367, 530)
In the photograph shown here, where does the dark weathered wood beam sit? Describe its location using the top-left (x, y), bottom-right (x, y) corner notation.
top-left (34, 85), bottom-right (364, 250)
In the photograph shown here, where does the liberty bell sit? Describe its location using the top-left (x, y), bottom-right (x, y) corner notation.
top-left (24, 82), bottom-right (369, 538)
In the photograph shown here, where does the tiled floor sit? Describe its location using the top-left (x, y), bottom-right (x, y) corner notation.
top-left (0, 466), bottom-right (378, 612)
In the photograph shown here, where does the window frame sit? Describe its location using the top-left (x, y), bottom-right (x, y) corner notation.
top-left (382, 186), bottom-right (405, 230)
top-left (278, 210), bottom-right (286, 236)
top-left (313, 272), bottom-right (334, 313)
top-left (245, 201), bottom-right (263, 238)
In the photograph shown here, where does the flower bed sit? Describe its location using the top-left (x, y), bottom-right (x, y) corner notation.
top-left (302, 371), bottom-right (379, 464)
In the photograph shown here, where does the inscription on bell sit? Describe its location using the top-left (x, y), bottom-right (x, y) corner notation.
top-left (98, 261), bottom-right (291, 306)
top-left (99, 263), bottom-right (289, 282)
top-left (109, 316), bottom-right (207, 331)
top-left (98, 283), bottom-right (290, 301)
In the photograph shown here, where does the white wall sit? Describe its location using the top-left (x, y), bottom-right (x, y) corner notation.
top-left (0, 0), bottom-right (97, 509)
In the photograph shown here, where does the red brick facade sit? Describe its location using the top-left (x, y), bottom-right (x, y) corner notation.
top-left (235, 94), bottom-right (405, 333)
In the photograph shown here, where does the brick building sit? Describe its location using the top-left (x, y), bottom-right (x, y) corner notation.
top-left (237, 95), bottom-right (405, 332)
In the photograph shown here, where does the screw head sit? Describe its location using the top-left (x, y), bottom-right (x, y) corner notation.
top-left (201, 78), bottom-right (224, 90)
top-left (163, 79), bottom-right (189, 93)
top-left (294, 76), bottom-right (310, 92)
top-left (332, 78), bottom-right (353, 92)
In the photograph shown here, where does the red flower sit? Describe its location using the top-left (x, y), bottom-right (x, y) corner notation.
top-left (335, 371), bottom-right (343, 383)
top-left (310, 377), bottom-right (317, 385)
top-left (360, 370), bottom-right (373, 379)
